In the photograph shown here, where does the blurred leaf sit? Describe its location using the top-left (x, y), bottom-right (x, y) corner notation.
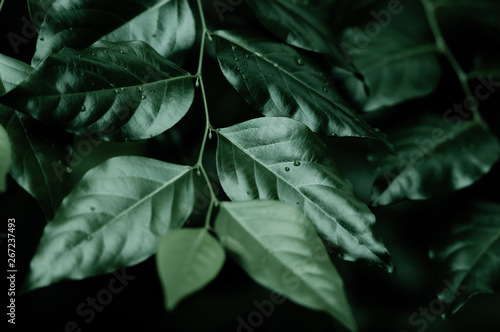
top-left (215, 200), bottom-right (357, 331)
top-left (337, 2), bottom-right (441, 111)
top-left (369, 113), bottom-right (500, 206)
top-left (32, 0), bottom-right (195, 65)
top-left (214, 30), bottom-right (393, 151)
top-left (156, 228), bottom-right (226, 310)
top-left (430, 201), bottom-right (500, 317)
top-left (0, 123), bottom-right (10, 192)
top-left (27, 0), bottom-right (56, 29)
top-left (23, 156), bottom-right (194, 291)
top-left (245, 0), bottom-right (351, 69)
top-left (433, 0), bottom-right (500, 34)
top-left (217, 117), bottom-right (393, 270)
top-left (1, 41), bottom-right (194, 141)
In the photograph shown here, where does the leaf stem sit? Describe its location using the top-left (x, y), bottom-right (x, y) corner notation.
top-left (0, 0), bottom-right (5, 14)
top-left (420, 0), bottom-right (488, 130)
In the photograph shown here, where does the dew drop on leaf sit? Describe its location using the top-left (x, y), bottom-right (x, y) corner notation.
top-left (80, 105), bottom-right (86, 112)
top-left (91, 52), bottom-right (96, 56)
top-left (273, 63), bottom-right (279, 68)
top-left (293, 160), bottom-right (301, 166)
top-left (295, 57), bottom-right (304, 66)
top-left (152, 33), bottom-right (157, 38)
top-left (141, 95), bottom-right (146, 100)
top-left (40, 37), bottom-right (44, 41)
top-left (285, 167), bottom-right (290, 172)
top-left (120, 50), bottom-right (124, 54)
top-left (322, 87), bottom-right (328, 92)
top-left (234, 57), bottom-right (239, 61)
top-left (236, 66), bottom-right (240, 71)
top-left (254, 52), bottom-right (262, 57)
top-left (66, 167), bottom-right (72, 173)
top-left (104, 50), bottom-right (108, 53)
top-left (244, 62), bottom-right (248, 66)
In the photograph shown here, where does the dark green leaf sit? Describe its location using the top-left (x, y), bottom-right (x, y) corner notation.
top-left (216, 117), bottom-right (393, 270)
top-left (433, 0), bottom-right (500, 34)
top-left (369, 113), bottom-right (500, 206)
top-left (23, 156), bottom-right (194, 291)
top-left (0, 123), bottom-right (10, 192)
top-left (215, 200), bottom-right (357, 331)
top-left (32, 0), bottom-right (195, 65)
top-left (1, 41), bottom-right (194, 141)
top-left (214, 30), bottom-right (392, 151)
top-left (156, 228), bottom-right (226, 310)
top-left (337, 4), bottom-right (441, 111)
top-left (430, 201), bottom-right (500, 317)
top-left (0, 53), bottom-right (33, 92)
top-left (245, 0), bottom-right (351, 69)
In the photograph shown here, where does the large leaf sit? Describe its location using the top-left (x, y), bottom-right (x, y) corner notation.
top-left (337, 2), bottom-right (441, 112)
top-left (216, 117), bottom-right (393, 270)
top-left (245, 0), bottom-right (350, 69)
top-left (214, 30), bottom-right (392, 151)
top-left (430, 201), bottom-right (500, 317)
top-left (156, 228), bottom-right (226, 310)
top-left (215, 200), bottom-right (357, 331)
top-left (23, 156), bottom-right (194, 291)
top-left (0, 123), bottom-right (10, 192)
top-left (0, 53), bottom-right (33, 92)
top-left (0, 53), bottom-right (72, 218)
top-left (369, 113), bottom-right (500, 206)
top-left (1, 41), bottom-right (194, 141)
top-left (32, 0), bottom-right (195, 66)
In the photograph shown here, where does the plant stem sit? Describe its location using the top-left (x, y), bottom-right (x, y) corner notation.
top-left (420, 0), bottom-right (488, 130)
top-left (0, 0), bottom-right (5, 14)
top-left (194, 0), bottom-right (219, 226)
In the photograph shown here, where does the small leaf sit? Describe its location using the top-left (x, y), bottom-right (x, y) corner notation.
top-left (0, 123), bottom-right (11, 192)
top-left (1, 41), bottom-right (194, 141)
top-left (430, 201), bottom-right (500, 317)
top-left (245, 0), bottom-right (351, 69)
top-left (156, 228), bottom-right (226, 310)
top-left (214, 30), bottom-right (392, 151)
top-left (32, 0), bottom-right (195, 65)
top-left (337, 2), bottom-right (441, 111)
top-left (217, 117), bottom-right (393, 270)
top-left (369, 113), bottom-right (500, 206)
top-left (23, 156), bottom-right (194, 291)
top-left (215, 200), bottom-right (357, 331)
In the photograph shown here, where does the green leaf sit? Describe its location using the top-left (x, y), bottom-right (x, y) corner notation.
top-left (215, 200), bottom-right (357, 332)
top-left (214, 30), bottom-right (392, 151)
top-left (23, 156), bottom-right (194, 291)
top-left (369, 113), bottom-right (500, 206)
top-left (0, 123), bottom-right (10, 192)
top-left (1, 41), bottom-right (194, 141)
top-left (245, 0), bottom-right (351, 69)
top-left (6, 113), bottom-right (73, 218)
top-left (156, 228), bottom-right (226, 310)
top-left (337, 3), bottom-right (441, 111)
top-left (0, 53), bottom-right (33, 93)
top-left (27, 0), bottom-right (56, 29)
top-left (430, 201), bottom-right (500, 317)
top-left (32, 0), bottom-right (195, 66)
top-left (216, 117), bottom-right (393, 270)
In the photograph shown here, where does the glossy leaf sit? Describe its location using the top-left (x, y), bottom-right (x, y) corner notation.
top-left (216, 117), bottom-right (393, 270)
top-left (32, 0), bottom-right (195, 65)
top-left (337, 4), bottom-right (441, 111)
top-left (215, 200), bottom-right (357, 331)
top-left (0, 53), bottom-right (33, 92)
top-left (23, 156), bottom-right (194, 291)
top-left (1, 41), bottom-right (194, 141)
top-left (430, 201), bottom-right (500, 317)
top-left (156, 228), bottom-right (226, 310)
top-left (214, 30), bottom-right (392, 151)
top-left (369, 113), bottom-right (500, 206)
top-left (245, 0), bottom-right (350, 69)
top-left (0, 123), bottom-right (10, 192)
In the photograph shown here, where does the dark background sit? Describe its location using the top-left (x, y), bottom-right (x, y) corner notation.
top-left (2, 0), bottom-right (500, 331)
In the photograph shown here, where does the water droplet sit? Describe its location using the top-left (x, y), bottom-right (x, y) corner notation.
top-left (244, 62), bottom-right (248, 66)
top-left (123, 67), bottom-right (128, 71)
top-left (150, 90), bottom-right (154, 93)
top-left (285, 167), bottom-right (290, 172)
top-left (296, 201), bottom-right (300, 205)
top-left (114, 89), bottom-right (119, 94)
top-left (273, 63), bottom-right (279, 68)
top-left (91, 52), bottom-right (96, 56)
top-left (109, 44), bottom-right (113, 48)
top-left (236, 66), bottom-right (240, 71)
top-left (293, 160), bottom-right (301, 166)
top-left (121, 87), bottom-right (126, 91)
top-left (81, 105), bottom-right (86, 112)
top-left (110, 83), bottom-right (115, 87)
top-left (78, 54), bottom-right (82, 58)
top-left (196, 169), bottom-right (201, 176)
top-left (141, 95), bottom-right (146, 100)
top-left (66, 167), bottom-right (72, 173)
top-left (242, 74), bottom-right (247, 80)
top-left (359, 240), bottom-right (364, 245)
top-left (268, 73), bottom-right (273, 77)
top-left (152, 33), bottom-right (157, 38)
top-left (231, 45), bottom-right (236, 50)
top-left (255, 52), bottom-right (262, 57)
top-left (208, 131), bottom-right (212, 139)
top-left (104, 49), bottom-right (108, 53)
top-left (137, 86), bottom-right (143, 92)
top-left (90, 207), bottom-right (96, 211)
top-left (120, 50), bottom-right (124, 54)
top-left (295, 57), bottom-right (304, 66)
top-left (234, 57), bottom-right (239, 61)
top-left (40, 37), bottom-right (44, 41)
top-left (245, 54), bottom-right (249, 58)
top-left (322, 87), bottom-right (328, 92)
top-left (86, 235), bottom-right (93, 241)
